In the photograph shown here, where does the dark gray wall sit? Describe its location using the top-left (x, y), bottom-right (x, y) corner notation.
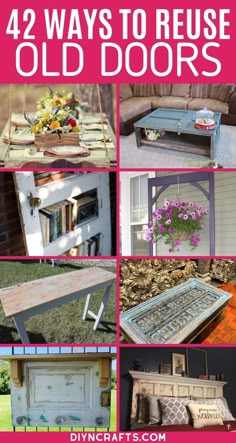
top-left (119, 346), bottom-right (236, 431)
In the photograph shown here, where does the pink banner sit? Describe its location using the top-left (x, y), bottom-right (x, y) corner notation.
top-left (1, 432), bottom-right (236, 442)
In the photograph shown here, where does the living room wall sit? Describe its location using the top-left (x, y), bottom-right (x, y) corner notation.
top-left (119, 346), bottom-right (236, 431)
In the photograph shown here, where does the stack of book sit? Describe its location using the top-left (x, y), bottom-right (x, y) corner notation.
top-left (39, 196), bottom-right (98, 245)
top-left (66, 233), bottom-right (103, 256)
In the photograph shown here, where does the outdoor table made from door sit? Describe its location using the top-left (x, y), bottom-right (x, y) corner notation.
top-left (120, 279), bottom-right (231, 344)
top-left (134, 108), bottom-right (221, 159)
top-left (0, 113), bottom-right (116, 168)
top-left (0, 267), bottom-right (116, 343)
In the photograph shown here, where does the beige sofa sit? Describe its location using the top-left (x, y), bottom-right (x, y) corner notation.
top-left (120, 84), bottom-right (236, 135)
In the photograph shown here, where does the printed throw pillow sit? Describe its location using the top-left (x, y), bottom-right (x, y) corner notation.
top-left (190, 397), bottom-right (235, 421)
top-left (159, 397), bottom-right (190, 425)
top-left (187, 403), bottom-right (224, 429)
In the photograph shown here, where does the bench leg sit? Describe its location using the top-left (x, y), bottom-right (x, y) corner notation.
top-left (82, 293), bottom-right (91, 320)
top-left (93, 283), bottom-right (113, 330)
top-left (14, 315), bottom-right (30, 344)
top-left (82, 283), bottom-right (114, 330)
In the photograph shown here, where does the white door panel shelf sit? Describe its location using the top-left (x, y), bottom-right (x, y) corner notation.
top-left (1, 353), bottom-right (115, 428)
top-left (14, 172), bottom-right (111, 256)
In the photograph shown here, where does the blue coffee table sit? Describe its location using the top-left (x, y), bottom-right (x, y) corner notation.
top-left (134, 108), bottom-right (221, 159)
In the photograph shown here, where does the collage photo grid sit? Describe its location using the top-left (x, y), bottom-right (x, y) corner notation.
top-left (0, 82), bottom-right (236, 436)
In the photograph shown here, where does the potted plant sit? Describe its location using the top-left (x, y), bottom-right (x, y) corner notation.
top-left (145, 198), bottom-right (209, 253)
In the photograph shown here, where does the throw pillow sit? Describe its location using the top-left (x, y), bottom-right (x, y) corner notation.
top-left (190, 84), bottom-right (211, 98)
top-left (147, 395), bottom-right (162, 424)
top-left (131, 84), bottom-right (155, 97)
top-left (187, 403), bottom-right (224, 429)
top-left (159, 397), bottom-right (190, 425)
top-left (171, 84), bottom-right (191, 97)
top-left (120, 84), bottom-right (133, 102)
top-left (158, 84), bottom-right (172, 96)
top-left (210, 84), bottom-right (235, 102)
top-left (190, 397), bottom-right (235, 421)
top-left (136, 394), bottom-right (161, 424)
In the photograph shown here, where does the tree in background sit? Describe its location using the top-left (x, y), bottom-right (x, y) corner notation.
top-left (76, 84), bottom-right (115, 131)
top-left (0, 363), bottom-right (10, 395)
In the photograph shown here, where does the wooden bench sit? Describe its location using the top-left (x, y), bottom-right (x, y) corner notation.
top-left (0, 267), bottom-right (116, 344)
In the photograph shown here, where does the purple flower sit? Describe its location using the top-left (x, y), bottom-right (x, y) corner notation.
top-left (156, 214), bottom-right (162, 220)
top-left (173, 200), bottom-right (180, 207)
top-left (205, 208), bottom-right (209, 214)
top-left (167, 212), bottom-right (173, 218)
top-left (164, 199), bottom-right (170, 208)
top-left (159, 225), bottom-right (164, 233)
top-left (198, 205), bottom-right (203, 210)
top-left (183, 214), bottom-right (188, 220)
top-left (189, 202), bottom-right (194, 207)
top-left (168, 248), bottom-right (173, 253)
top-left (168, 227), bottom-right (173, 233)
top-left (178, 213), bottom-right (184, 218)
top-left (175, 240), bottom-right (181, 246)
top-left (165, 219), bottom-right (171, 225)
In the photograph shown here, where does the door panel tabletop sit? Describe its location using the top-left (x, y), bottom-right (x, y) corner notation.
top-left (120, 279), bottom-right (231, 344)
top-left (134, 108), bottom-right (221, 136)
top-left (0, 267), bottom-right (116, 317)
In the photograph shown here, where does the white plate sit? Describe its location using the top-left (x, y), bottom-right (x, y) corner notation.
top-left (196, 118), bottom-right (215, 126)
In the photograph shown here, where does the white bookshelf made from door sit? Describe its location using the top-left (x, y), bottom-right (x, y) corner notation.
top-left (14, 172), bottom-right (112, 256)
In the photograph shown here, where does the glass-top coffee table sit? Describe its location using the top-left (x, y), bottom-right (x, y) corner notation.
top-left (134, 108), bottom-right (221, 159)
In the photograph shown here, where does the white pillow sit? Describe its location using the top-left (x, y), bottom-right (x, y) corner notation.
top-left (187, 403), bottom-right (224, 429)
top-left (190, 397), bottom-right (235, 421)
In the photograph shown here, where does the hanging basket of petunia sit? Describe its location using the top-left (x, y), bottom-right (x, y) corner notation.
top-left (145, 198), bottom-right (209, 253)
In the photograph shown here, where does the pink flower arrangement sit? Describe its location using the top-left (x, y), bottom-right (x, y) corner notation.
top-left (145, 198), bottom-right (209, 252)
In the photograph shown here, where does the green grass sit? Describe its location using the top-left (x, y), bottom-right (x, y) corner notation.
top-left (0, 390), bottom-right (116, 431)
top-left (0, 394), bottom-right (11, 430)
top-left (0, 261), bottom-right (116, 344)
